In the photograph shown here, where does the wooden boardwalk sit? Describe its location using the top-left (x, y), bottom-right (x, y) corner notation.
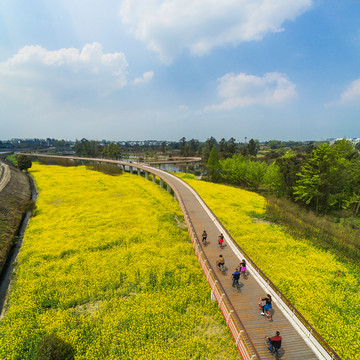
top-left (28, 154), bottom-right (337, 360)
top-left (155, 169), bottom-right (319, 360)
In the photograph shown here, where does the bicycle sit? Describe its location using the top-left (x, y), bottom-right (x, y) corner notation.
top-left (257, 298), bottom-right (272, 320)
top-left (265, 336), bottom-right (280, 359)
top-left (218, 234), bottom-right (224, 248)
top-left (239, 260), bottom-right (247, 279)
top-left (202, 236), bottom-right (207, 246)
top-left (239, 268), bottom-right (248, 280)
top-left (218, 263), bottom-right (225, 272)
top-left (201, 231), bottom-right (207, 246)
top-left (216, 262), bottom-right (226, 274)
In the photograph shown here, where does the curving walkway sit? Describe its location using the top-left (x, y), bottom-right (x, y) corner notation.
top-left (0, 163), bottom-right (11, 192)
top-left (28, 154), bottom-right (340, 360)
top-left (147, 166), bottom-right (320, 360)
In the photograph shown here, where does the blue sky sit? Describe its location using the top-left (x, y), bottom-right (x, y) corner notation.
top-left (0, 0), bottom-right (359, 142)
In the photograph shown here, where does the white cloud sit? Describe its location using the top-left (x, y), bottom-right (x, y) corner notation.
top-left (337, 79), bottom-right (360, 105)
top-left (2, 42), bottom-right (129, 86)
top-left (120, 0), bottom-right (312, 63)
top-left (0, 42), bottom-right (153, 111)
top-left (132, 71), bottom-right (154, 84)
top-left (205, 72), bottom-right (297, 111)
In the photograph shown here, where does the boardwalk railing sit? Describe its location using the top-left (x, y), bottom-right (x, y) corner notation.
top-left (174, 188), bottom-right (260, 360)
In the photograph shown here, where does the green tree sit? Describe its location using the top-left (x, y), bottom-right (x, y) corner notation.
top-left (106, 143), bottom-right (121, 159)
top-left (276, 153), bottom-right (308, 199)
top-left (179, 137), bottom-right (187, 156)
top-left (227, 137), bottom-right (237, 157)
top-left (294, 143), bottom-right (337, 213)
top-left (220, 155), bottom-right (267, 189)
top-left (218, 138), bottom-right (227, 159)
top-left (207, 145), bottom-right (221, 182)
top-left (263, 162), bottom-right (282, 195)
top-left (187, 139), bottom-right (199, 156)
top-left (238, 145), bottom-right (249, 157)
top-left (74, 138), bottom-right (100, 158)
top-left (247, 138), bottom-right (258, 157)
top-left (202, 137), bottom-right (218, 163)
top-left (161, 141), bottom-right (167, 153)
top-left (17, 154), bottom-right (32, 171)
top-left (267, 140), bottom-right (281, 149)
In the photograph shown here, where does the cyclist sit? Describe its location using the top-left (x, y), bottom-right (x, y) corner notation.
top-left (218, 233), bottom-right (224, 247)
top-left (239, 259), bottom-right (247, 277)
top-left (267, 331), bottom-right (282, 353)
top-left (202, 230), bottom-right (207, 243)
top-left (261, 294), bottom-right (272, 316)
top-left (216, 255), bottom-right (225, 271)
top-left (232, 268), bottom-right (241, 287)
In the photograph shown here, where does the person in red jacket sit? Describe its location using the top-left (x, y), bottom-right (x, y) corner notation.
top-left (267, 331), bottom-right (282, 352)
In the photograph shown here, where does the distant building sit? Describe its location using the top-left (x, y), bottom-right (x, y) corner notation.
top-left (328, 138), bottom-right (360, 147)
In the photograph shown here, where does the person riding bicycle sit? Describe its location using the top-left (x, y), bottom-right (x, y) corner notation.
top-left (239, 259), bottom-right (247, 277)
top-left (202, 230), bottom-right (207, 243)
top-left (267, 331), bottom-right (282, 353)
top-left (261, 294), bottom-right (272, 316)
top-left (232, 268), bottom-right (241, 287)
top-left (216, 255), bottom-right (225, 270)
top-left (218, 234), bottom-right (224, 247)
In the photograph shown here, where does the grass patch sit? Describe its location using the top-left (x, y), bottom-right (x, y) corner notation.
top-left (265, 196), bottom-right (360, 263)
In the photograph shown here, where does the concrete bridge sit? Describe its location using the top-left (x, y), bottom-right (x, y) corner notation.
top-left (28, 154), bottom-right (341, 360)
top-left (144, 156), bottom-right (202, 165)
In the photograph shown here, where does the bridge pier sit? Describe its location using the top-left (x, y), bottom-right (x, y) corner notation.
top-left (137, 168), bottom-right (141, 176)
top-left (160, 179), bottom-right (164, 188)
top-left (129, 166), bottom-right (133, 174)
top-left (145, 171), bottom-right (149, 180)
top-left (167, 184), bottom-right (171, 194)
top-left (152, 174), bottom-right (156, 183)
top-left (174, 193), bottom-right (177, 202)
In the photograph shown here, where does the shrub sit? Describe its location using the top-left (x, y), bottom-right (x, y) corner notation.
top-left (36, 334), bottom-right (74, 360)
top-left (22, 199), bottom-right (36, 214)
top-left (37, 157), bottom-right (77, 167)
top-left (17, 154), bottom-right (32, 171)
top-left (86, 162), bottom-right (123, 175)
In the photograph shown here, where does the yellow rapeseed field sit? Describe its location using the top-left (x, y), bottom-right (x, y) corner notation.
top-left (0, 164), bottom-right (240, 360)
top-left (179, 173), bottom-right (360, 360)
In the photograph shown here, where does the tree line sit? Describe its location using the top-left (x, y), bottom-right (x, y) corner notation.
top-left (206, 139), bottom-right (360, 216)
top-left (73, 137), bottom-right (262, 162)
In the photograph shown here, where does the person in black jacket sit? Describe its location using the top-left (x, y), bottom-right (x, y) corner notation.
top-left (202, 230), bottom-right (207, 243)
top-left (261, 294), bottom-right (272, 315)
